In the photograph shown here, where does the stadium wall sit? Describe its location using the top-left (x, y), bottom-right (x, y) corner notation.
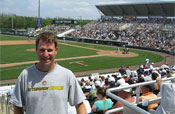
top-left (58, 37), bottom-right (175, 55)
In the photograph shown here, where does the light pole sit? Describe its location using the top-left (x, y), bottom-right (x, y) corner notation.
top-left (38, 0), bottom-right (40, 18)
top-left (37, 0), bottom-right (41, 28)
top-left (12, 15), bottom-right (13, 30)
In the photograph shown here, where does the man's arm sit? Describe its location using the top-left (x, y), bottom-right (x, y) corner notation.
top-left (75, 102), bottom-right (86, 114)
top-left (14, 105), bottom-right (24, 114)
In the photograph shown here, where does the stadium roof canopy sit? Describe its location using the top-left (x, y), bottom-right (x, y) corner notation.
top-left (96, 1), bottom-right (175, 17)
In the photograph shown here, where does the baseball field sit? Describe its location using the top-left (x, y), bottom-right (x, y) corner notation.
top-left (0, 35), bottom-right (164, 81)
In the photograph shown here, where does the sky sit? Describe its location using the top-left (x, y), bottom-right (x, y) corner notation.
top-left (0, 0), bottom-right (172, 20)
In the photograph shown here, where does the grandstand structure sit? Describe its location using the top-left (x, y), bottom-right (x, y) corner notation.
top-left (96, 1), bottom-right (175, 17)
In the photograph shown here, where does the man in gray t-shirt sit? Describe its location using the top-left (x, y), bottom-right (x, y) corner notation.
top-left (10, 32), bottom-right (86, 114)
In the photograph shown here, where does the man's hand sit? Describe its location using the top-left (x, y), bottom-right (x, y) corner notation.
top-left (75, 102), bottom-right (86, 114)
top-left (14, 105), bottom-right (24, 114)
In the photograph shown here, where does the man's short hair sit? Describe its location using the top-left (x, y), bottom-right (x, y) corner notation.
top-left (36, 32), bottom-right (58, 49)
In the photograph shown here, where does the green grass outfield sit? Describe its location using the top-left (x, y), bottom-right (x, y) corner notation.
top-left (0, 35), bottom-right (35, 40)
top-left (0, 35), bottom-right (164, 80)
top-left (0, 44), bottom-right (97, 64)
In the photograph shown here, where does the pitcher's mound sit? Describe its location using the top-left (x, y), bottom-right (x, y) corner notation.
top-left (97, 51), bottom-right (138, 57)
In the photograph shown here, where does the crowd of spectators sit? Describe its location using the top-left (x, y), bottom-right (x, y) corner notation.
top-left (74, 62), bottom-right (175, 114)
top-left (65, 17), bottom-right (175, 52)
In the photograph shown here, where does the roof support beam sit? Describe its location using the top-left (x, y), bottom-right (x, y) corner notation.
top-left (159, 4), bottom-right (167, 16)
top-left (131, 5), bottom-right (139, 16)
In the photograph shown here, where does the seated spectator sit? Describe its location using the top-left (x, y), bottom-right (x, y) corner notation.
top-left (108, 77), bottom-right (117, 88)
top-left (101, 76), bottom-right (106, 87)
top-left (155, 72), bottom-right (175, 114)
top-left (92, 87), bottom-right (113, 113)
top-left (123, 74), bottom-right (129, 83)
top-left (139, 85), bottom-right (158, 112)
top-left (137, 65), bottom-right (144, 75)
top-left (84, 80), bottom-right (92, 93)
top-left (113, 83), bottom-right (136, 114)
top-left (79, 81), bottom-right (84, 89)
top-left (128, 75), bottom-right (136, 85)
top-left (133, 75), bottom-right (138, 82)
top-left (116, 75), bottom-right (125, 86)
top-left (104, 78), bottom-right (110, 88)
top-left (138, 76), bottom-right (145, 83)
top-left (87, 81), bottom-right (101, 106)
top-left (151, 72), bottom-right (160, 95)
top-left (160, 69), bottom-right (167, 78)
top-left (143, 70), bottom-right (152, 82)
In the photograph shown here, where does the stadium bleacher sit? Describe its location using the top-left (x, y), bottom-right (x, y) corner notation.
top-left (65, 18), bottom-right (175, 53)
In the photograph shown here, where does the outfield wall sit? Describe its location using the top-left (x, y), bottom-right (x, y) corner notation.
top-left (58, 37), bottom-right (175, 55)
top-left (57, 37), bottom-right (128, 46)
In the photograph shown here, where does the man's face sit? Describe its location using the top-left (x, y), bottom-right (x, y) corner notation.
top-left (36, 40), bottom-right (58, 67)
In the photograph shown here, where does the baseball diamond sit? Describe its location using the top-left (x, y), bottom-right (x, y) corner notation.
top-left (1, 35), bottom-right (172, 82)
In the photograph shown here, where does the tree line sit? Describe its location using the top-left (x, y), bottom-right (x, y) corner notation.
top-left (0, 13), bottom-right (92, 29)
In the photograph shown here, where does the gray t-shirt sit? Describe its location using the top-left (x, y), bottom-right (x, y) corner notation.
top-left (10, 64), bottom-right (85, 114)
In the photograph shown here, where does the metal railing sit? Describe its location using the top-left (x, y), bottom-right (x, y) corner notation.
top-left (0, 94), bottom-right (14, 114)
top-left (0, 94), bottom-right (5, 113)
top-left (105, 76), bottom-right (175, 114)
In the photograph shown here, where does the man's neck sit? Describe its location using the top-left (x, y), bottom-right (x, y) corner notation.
top-left (36, 62), bottom-right (56, 72)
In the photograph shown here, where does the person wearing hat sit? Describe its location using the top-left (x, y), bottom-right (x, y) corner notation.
top-left (116, 75), bottom-right (125, 86)
top-left (144, 70), bottom-right (152, 82)
top-left (160, 69), bottom-right (167, 78)
top-left (113, 83), bottom-right (136, 114)
top-left (137, 65), bottom-right (144, 75)
top-left (84, 80), bottom-right (92, 93)
top-left (108, 77), bottom-right (117, 88)
top-left (150, 63), bottom-right (154, 70)
top-left (87, 81), bottom-right (101, 106)
top-left (123, 74), bottom-right (129, 82)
